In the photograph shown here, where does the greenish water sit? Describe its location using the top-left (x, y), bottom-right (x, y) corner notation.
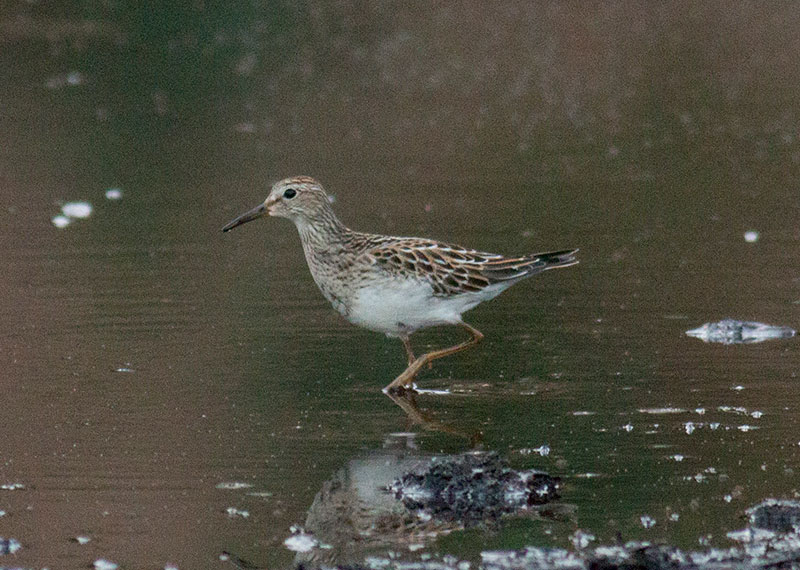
top-left (1, 2), bottom-right (799, 568)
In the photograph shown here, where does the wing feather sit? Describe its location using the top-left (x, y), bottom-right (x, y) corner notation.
top-left (360, 235), bottom-right (577, 297)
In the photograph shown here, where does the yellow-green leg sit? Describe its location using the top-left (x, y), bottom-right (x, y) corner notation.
top-left (383, 322), bottom-right (484, 392)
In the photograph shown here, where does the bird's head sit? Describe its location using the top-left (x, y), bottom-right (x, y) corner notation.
top-left (222, 176), bottom-right (334, 232)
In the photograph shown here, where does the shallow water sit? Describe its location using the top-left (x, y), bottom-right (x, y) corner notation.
top-left (1, 2), bottom-right (799, 568)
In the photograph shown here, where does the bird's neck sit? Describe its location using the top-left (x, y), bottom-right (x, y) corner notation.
top-left (295, 209), bottom-right (350, 255)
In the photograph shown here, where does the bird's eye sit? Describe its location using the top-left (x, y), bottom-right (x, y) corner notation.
top-left (283, 188), bottom-right (297, 199)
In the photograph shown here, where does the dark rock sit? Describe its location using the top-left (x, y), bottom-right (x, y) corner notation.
top-left (389, 452), bottom-right (560, 526)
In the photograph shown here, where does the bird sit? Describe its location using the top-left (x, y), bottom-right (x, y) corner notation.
top-left (222, 176), bottom-right (578, 392)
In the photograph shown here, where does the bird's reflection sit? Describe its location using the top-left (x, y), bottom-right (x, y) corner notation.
top-left (223, 392), bottom-right (564, 569)
top-left (384, 388), bottom-right (483, 447)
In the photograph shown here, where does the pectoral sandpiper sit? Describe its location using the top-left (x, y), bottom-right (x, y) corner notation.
top-left (222, 176), bottom-right (577, 392)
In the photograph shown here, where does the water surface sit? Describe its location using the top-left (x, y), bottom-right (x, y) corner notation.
top-left (1, 2), bottom-right (799, 568)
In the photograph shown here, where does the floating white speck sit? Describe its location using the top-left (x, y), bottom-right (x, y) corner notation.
top-left (74, 535), bottom-right (91, 545)
top-left (284, 531), bottom-right (318, 553)
top-left (67, 71), bottom-right (84, 86)
top-left (640, 514), bottom-right (656, 528)
top-left (517, 445), bottom-right (550, 456)
top-left (62, 202), bottom-right (93, 219)
top-left (671, 454), bottom-right (685, 462)
top-left (570, 529), bottom-right (596, 549)
top-left (0, 482), bottom-right (25, 490)
top-left (224, 507), bottom-right (249, 518)
top-left (115, 367), bottom-right (134, 373)
top-left (0, 510), bottom-right (6, 517)
top-left (52, 215), bottom-right (71, 228)
top-left (534, 444), bottom-right (550, 456)
top-left (105, 188), bottom-right (123, 200)
top-left (93, 559), bottom-right (119, 570)
top-left (639, 407), bottom-right (686, 414)
top-left (669, 513), bottom-right (680, 521)
top-left (164, 564), bottom-right (179, 570)
top-left (744, 230), bottom-right (759, 242)
top-left (216, 482), bottom-right (253, 490)
top-left (46, 71), bottom-right (86, 89)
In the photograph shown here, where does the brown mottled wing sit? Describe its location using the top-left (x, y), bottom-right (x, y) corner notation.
top-left (362, 236), bottom-right (578, 296)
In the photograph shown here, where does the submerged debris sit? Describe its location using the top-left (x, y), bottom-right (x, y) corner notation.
top-left (389, 452), bottom-right (560, 526)
top-left (748, 499), bottom-right (800, 533)
top-left (686, 319), bottom-right (796, 344)
top-left (0, 537), bottom-right (22, 555)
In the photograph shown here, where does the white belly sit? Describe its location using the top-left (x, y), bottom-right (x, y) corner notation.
top-left (347, 277), bottom-right (496, 336)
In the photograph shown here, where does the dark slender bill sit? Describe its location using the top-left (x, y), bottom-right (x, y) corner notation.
top-left (221, 203), bottom-right (267, 232)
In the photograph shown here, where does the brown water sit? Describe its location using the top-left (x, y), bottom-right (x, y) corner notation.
top-left (1, 2), bottom-right (799, 568)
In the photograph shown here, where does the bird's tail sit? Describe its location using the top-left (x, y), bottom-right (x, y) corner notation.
top-left (480, 248), bottom-right (578, 282)
top-left (532, 248), bottom-right (579, 270)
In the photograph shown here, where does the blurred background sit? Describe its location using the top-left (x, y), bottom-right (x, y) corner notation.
top-left (1, 1), bottom-right (798, 568)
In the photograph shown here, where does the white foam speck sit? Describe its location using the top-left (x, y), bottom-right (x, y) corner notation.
top-left (744, 230), bottom-right (759, 242)
top-left (639, 407), bottom-right (686, 414)
top-left (517, 444), bottom-right (550, 456)
top-left (224, 507), bottom-right (249, 518)
top-left (62, 202), bottom-right (93, 218)
top-left (216, 482), bottom-right (253, 490)
top-left (52, 215), bottom-right (71, 228)
top-left (105, 188), bottom-right (123, 200)
top-left (640, 514), bottom-right (656, 528)
top-left (284, 532), bottom-right (318, 552)
top-left (93, 560), bottom-right (119, 570)
top-left (0, 482), bottom-right (25, 490)
top-left (75, 535), bottom-right (91, 545)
